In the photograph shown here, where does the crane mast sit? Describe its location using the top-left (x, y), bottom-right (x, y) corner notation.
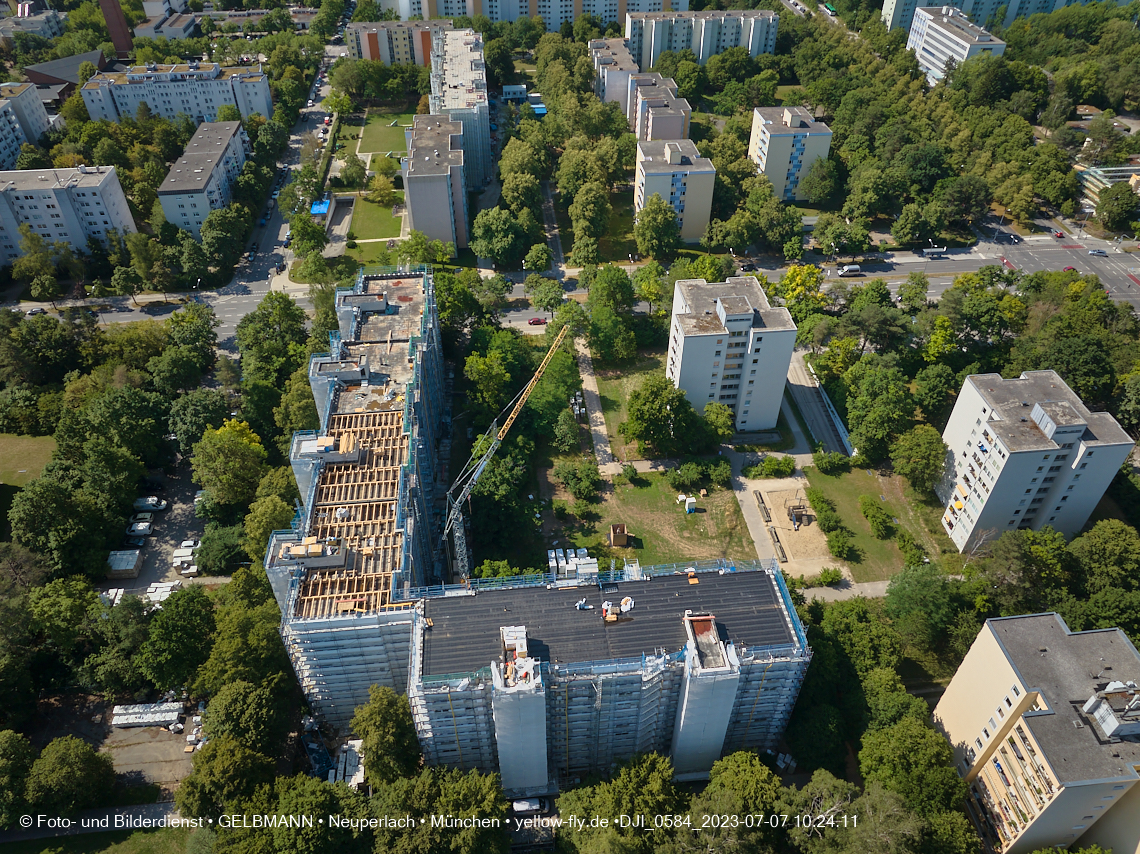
top-left (444, 324), bottom-right (570, 579)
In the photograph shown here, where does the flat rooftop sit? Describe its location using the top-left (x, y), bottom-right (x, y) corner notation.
top-left (0, 165), bottom-right (118, 190)
top-left (627, 9), bottom-right (778, 20)
top-left (674, 276), bottom-right (796, 336)
top-left (158, 121), bottom-right (243, 194)
top-left (916, 6), bottom-right (1003, 45)
top-left (989, 613), bottom-right (1140, 784)
top-left (754, 106), bottom-right (831, 135)
top-left (84, 63), bottom-right (264, 88)
top-left (0, 83), bottom-right (34, 98)
top-left (343, 275), bottom-right (426, 389)
top-left (589, 38), bottom-right (638, 71)
top-left (638, 139), bottom-right (714, 173)
top-left (432, 29), bottom-right (488, 111)
top-left (421, 569), bottom-right (797, 676)
top-left (967, 371), bottom-right (1132, 453)
top-left (405, 116), bottom-right (462, 178)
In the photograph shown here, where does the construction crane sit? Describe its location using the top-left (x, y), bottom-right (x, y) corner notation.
top-left (444, 323), bottom-right (570, 580)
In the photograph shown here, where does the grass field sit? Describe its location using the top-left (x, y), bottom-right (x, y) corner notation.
top-left (593, 348), bottom-right (667, 461)
top-left (5, 826), bottom-right (196, 854)
top-left (804, 466), bottom-right (957, 582)
top-left (0, 433), bottom-right (54, 540)
top-left (358, 109), bottom-right (415, 154)
top-left (350, 190), bottom-right (404, 240)
top-left (560, 472), bottom-right (756, 567)
top-left (556, 187), bottom-right (638, 264)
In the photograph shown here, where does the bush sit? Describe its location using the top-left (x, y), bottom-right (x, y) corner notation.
top-left (827, 529), bottom-right (855, 560)
top-left (859, 494), bottom-right (894, 539)
top-left (818, 566), bottom-right (844, 586)
top-left (552, 499), bottom-right (569, 519)
top-left (346, 239), bottom-right (357, 248)
top-left (743, 455), bottom-right (796, 478)
top-left (196, 523), bottom-right (245, 575)
top-left (621, 464), bottom-right (638, 482)
top-left (812, 450), bottom-right (850, 475)
top-left (896, 530), bottom-right (927, 566)
top-left (706, 458), bottom-right (732, 488)
top-left (666, 461), bottom-right (704, 491)
top-left (553, 459), bottom-right (601, 501)
top-left (814, 505), bottom-right (843, 533)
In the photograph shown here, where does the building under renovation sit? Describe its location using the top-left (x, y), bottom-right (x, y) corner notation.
top-left (408, 559), bottom-right (811, 790)
top-left (265, 266), bottom-right (444, 731)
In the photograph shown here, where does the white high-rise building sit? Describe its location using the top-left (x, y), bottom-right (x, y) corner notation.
top-left (589, 38), bottom-right (640, 114)
top-left (883, 0), bottom-right (1130, 32)
top-left (403, 116), bottom-right (469, 250)
top-left (625, 10), bottom-right (778, 72)
top-left (0, 83), bottom-right (52, 146)
top-left (81, 61), bottom-right (273, 125)
top-left (635, 139), bottom-right (714, 243)
top-left (429, 29), bottom-right (492, 188)
top-left (907, 6), bottom-right (1005, 85)
top-left (666, 276), bottom-right (796, 431)
top-left (158, 121), bottom-right (250, 237)
top-left (748, 107), bottom-right (832, 202)
top-left (936, 371), bottom-right (1134, 553)
top-left (0, 166), bottom-right (135, 257)
top-left (134, 0), bottom-right (196, 40)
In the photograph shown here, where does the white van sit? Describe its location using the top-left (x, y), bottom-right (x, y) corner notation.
top-left (838, 265), bottom-right (861, 277)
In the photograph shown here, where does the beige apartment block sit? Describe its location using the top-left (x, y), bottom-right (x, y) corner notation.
top-left (346, 20), bottom-right (452, 65)
top-left (627, 73), bottom-right (690, 141)
top-left (748, 106), bottom-right (832, 202)
top-left (933, 613), bottom-right (1140, 854)
top-left (635, 139), bottom-right (714, 242)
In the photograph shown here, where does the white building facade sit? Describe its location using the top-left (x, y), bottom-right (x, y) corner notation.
top-left (403, 116), bottom-right (468, 250)
top-left (82, 62), bottom-right (273, 125)
top-left (666, 276), bottom-right (796, 431)
top-left (748, 107), bottom-right (832, 202)
top-left (0, 166), bottom-right (135, 258)
top-left (134, 0), bottom-right (196, 40)
top-left (636, 139), bottom-right (714, 243)
top-left (589, 38), bottom-right (640, 114)
top-left (884, 0), bottom-right (1130, 32)
top-left (936, 371), bottom-right (1134, 553)
top-left (429, 29), bottom-right (492, 188)
top-left (158, 121), bottom-right (250, 237)
top-left (626, 11), bottom-right (778, 72)
top-left (907, 6), bottom-right (1005, 85)
top-left (0, 83), bottom-right (54, 169)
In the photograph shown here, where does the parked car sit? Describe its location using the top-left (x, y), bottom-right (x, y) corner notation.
top-left (1063, 266), bottom-right (1077, 272)
top-left (528, 317), bottom-right (547, 325)
top-left (130, 512), bottom-right (155, 524)
top-left (124, 536), bottom-right (147, 548)
top-left (307, 99), bottom-right (314, 107)
top-left (1088, 248), bottom-right (1108, 256)
top-left (25, 307), bottom-right (46, 316)
top-left (126, 522), bottom-right (153, 536)
top-left (276, 261), bottom-right (287, 273)
top-left (180, 539), bottom-right (200, 549)
top-left (1054, 230), bottom-right (1065, 238)
top-left (739, 263), bottom-right (757, 272)
top-left (511, 799), bottom-right (549, 816)
top-left (260, 217), bottom-right (267, 226)
top-left (133, 496), bottom-right (168, 512)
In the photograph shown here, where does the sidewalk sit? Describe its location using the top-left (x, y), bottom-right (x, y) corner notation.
top-left (575, 338), bottom-right (617, 466)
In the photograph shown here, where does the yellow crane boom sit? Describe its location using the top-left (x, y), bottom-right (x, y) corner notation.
top-left (497, 323), bottom-right (569, 440)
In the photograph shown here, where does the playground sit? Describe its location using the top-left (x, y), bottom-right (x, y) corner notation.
top-left (760, 486), bottom-right (831, 561)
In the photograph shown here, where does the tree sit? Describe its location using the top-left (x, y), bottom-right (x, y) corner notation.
top-left (554, 408), bottom-right (579, 452)
top-left (704, 402), bottom-right (735, 441)
top-left (553, 459), bottom-right (601, 500)
top-left (147, 345), bottom-right (202, 396)
top-left (243, 494), bottom-right (294, 562)
top-left (891, 203), bottom-right (936, 246)
top-left (1096, 181), bottom-right (1139, 231)
top-left (367, 174), bottom-right (396, 206)
top-left (1069, 519), bottom-right (1140, 595)
top-left (176, 736), bottom-right (276, 820)
top-left (568, 237), bottom-right (599, 268)
top-left (914, 364), bottom-right (954, 420)
top-left (290, 213), bottom-right (329, 258)
top-left (634, 194), bottom-right (680, 258)
top-left (16, 144), bottom-right (52, 170)
top-left (897, 271), bottom-right (928, 314)
top-left (170, 389), bottom-right (229, 457)
top-left (523, 274), bottom-right (563, 315)
top-left (501, 172), bottom-right (542, 216)
top-left (470, 206), bottom-right (528, 266)
top-left (859, 716), bottom-right (967, 817)
top-left (800, 157), bottom-right (841, 205)
top-left (0, 730), bottom-right (35, 828)
top-left (776, 264), bottom-right (827, 323)
top-left (568, 181), bottom-right (611, 242)
top-left (25, 736), bottom-right (114, 815)
top-left (29, 577), bottom-right (98, 659)
top-left (29, 274), bottom-right (60, 309)
top-left (524, 243), bottom-right (553, 272)
top-left (370, 767), bottom-right (509, 854)
top-left (847, 365), bottom-right (914, 462)
top-left (203, 681), bottom-right (284, 757)
top-left (886, 563), bottom-right (954, 647)
top-left (633, 261), bottom-right (667, 314)
top-left (889, 425), bottom-right (947, 493)
top-left (350, 685), bottom-right (421, 787)
top-left (340, 153), bottom-right (367, 189)
top-left (235, 291), bottom-right (309, 387)
top-left (192, 420), bottom-right (268, 508)
top-left (621, 374), bottom-right (708, 457)
top-left (14, 224), bottom-right (55, 283)
top-left (323, 89), bottom-right (352, 116)
top-left (863, 667), bottom-right (929, 733)
top-left (139, 585), bottom-right (215, 690)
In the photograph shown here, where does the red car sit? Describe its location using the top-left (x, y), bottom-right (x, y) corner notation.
top-left (1054, 230), bottom-right (1065, 238)
top-left (528, 317), bottom-right (547, 326)
top-left (1063, 266), bottom-right (1077, 272)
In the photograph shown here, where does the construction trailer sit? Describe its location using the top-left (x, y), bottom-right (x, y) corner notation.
top-left (265, 266), bottom-right (444, 732)
top-left (407, 559), bottom-right (811, 792)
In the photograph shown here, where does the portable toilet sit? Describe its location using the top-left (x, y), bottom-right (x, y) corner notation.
top-left (685, 496), bottom-right (697, 514)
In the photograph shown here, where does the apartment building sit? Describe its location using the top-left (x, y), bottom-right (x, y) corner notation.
top-left (589, 37), bottom-right (639, 114)
top-left (346, 20), bottom-right (452, 65)
top-left (665, 275), bottom-right (796, 431)
top-left (373, 0), bottom-right (686, 31)
top-left (134, 0), bottom-right (196, 40)
top-left (410, 560), bottom-right (810, 791)
top-left (907, 6), bottom-right (1005, 85)
top-left (933, 613), bottom-right (1140, 854)
top-left (0, 165), bottom-right (135, 257)
top-left (629, 73), bottom-right (690, 141)
top-left (0, 83), bottom-right (53, 170)
top-left (883, 0), bottom-right (1129, 32)
top-left (428, 28), bottom-right (492, 187)
top-left (82, 61), bottom-right (273, 125)
top-left (403, 116), bottom-right (468, 250)
top-left (0, 6), bottom-right (65, 40)
top-left (748, 106), bottom-right (832, 202)
top-left (266, 267), bottom-right (444, 731)
top-left (935, 371), bottom-right (1134, 554)
top-left (636, 139), bottom-right (714, 242)
top-left (626, 10), bottom-right (778, 72)
top-left (158, 121), bottom-right (250, 237)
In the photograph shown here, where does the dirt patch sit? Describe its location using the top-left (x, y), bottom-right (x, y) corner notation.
top-left (104, 727), bottom-right (195, 796)
top-left (764, 487), bottom-right (832, 561)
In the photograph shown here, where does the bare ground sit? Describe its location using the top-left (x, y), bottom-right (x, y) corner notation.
top-left (764, 487), bottom-right (832, 560)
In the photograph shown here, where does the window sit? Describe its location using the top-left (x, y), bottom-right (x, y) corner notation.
top-left (1087, 451), bottom-right (1094, 457)
top-left (1080, 463), bottom-right (1087, 470)
top-left (1049, 466), bottom-right (1062, 472)
top-left (982, 728), bottom-right (990, 739)
top-left (1037, 466), bottom-right (1043, 472)
top-left (1055, 454), bottom-right (1068, 461)
top-left (715, 350), bottom-right (721, 356)
top-left (975, 738), bottom-right (983, 750)
top-left (752, 359), bottom-right (757, 364)
top-left (1043, 455), bottom-right (1050, 460)
top-left (1012, 685), bottom-right (1020, 697)
top-left (989, 717), bottom-right (997, 730)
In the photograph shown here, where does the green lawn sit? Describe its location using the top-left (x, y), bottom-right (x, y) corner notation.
top-left (593, 348), bottom-right (667, 461)
top-left (5, 827), bottom-right (196, 854)
top-left (559, 472), bottom-right (757, 567)
top-left (557, 187), bottom-right (638, 264)
top-left (350, 190), bottom-right (404, 240)
top-left (358, 109), bottom-right (416, 154)
top-left (804, 467), bottom-right (956, 582)
top-left (0, 433), bottom-right (54, 487)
